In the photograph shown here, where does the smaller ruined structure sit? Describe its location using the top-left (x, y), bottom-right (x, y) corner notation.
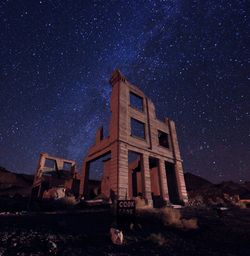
top-left (31, 153), bottom-right (80, 199)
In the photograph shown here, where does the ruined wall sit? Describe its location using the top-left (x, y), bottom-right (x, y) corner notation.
top-left (80, 70), bottom-right (188, 206)
top-left (32, 153), bottom-right (80, 198)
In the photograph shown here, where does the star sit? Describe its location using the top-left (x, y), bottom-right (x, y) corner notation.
top-left (0, 0), bottom-right (249, 183)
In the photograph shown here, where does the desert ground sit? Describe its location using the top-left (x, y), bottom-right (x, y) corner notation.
top-left (0, 206), bottom-right (249, 256)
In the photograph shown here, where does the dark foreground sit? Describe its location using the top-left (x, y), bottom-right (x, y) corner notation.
top-left (0, 207), bottom-right (249, 256)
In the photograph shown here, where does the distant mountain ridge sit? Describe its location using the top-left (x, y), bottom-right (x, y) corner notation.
top-left (184, 172), bottom-right (250, 207)
top-left (184, 172), bottom-right (212, 191)
top-left (0, 166), bottom-right (34, 197)
top-left (0, 166), bottom-right (249, 203)
top-left (184, 172), bottom-right (250, 195)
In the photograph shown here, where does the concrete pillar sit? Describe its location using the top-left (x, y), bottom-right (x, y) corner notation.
top-left (167, 119), bottom-right (188, 204)
top-left (118, 143), bottom-right (129, 199)
top-left (57, 159), bottom-right (64, 170)
top-left (142, 153), bottom-right (153, 206)
top-left (108, 143), bottom-right (119, 198)
top-left (159, 158), bottom-right (169, 203)
top-left (175, 160), bottom-right (188, 204)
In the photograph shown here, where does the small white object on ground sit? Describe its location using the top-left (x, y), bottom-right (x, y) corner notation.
top-left (220, 207), bottom-right (229, 211)
top-left (171, 204), bottom-right (183, 209)
top-left (110, 228), bottom-right (123, 245)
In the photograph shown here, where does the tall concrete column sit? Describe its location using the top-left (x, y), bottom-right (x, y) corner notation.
top-left (167, 119), bottom-right (188, 204)
top-left (175, 160), bottom-right (188, 203)
top-left (118, 142), bottom-right (128, 199)
top-left (159, 158), bottom-right (169, 203)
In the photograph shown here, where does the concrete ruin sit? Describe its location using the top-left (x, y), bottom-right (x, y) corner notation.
top-left (80, 70), bottom-right (188, 206)
top-left (31, 153), bottom-right (80, 199)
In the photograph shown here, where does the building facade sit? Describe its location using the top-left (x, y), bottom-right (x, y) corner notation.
top-left (80, 70), bottom-right (188, 206)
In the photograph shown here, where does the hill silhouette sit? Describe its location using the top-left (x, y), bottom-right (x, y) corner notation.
top-left (0, 166), bottom-right (33, 197)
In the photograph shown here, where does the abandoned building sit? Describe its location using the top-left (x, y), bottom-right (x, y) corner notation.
top-left (31, 153), bottom-right (81, 199)
top-left (80, 70), bottom-right (188, 206)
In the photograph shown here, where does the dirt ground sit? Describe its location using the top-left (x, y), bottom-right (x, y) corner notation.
top-left (0, 207), bottom-right (249, 256)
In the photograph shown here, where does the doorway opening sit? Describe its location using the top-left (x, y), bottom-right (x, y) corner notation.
top-left (165, 162), bottom-right (180, 204)
top-left (149, 157), bottom-right (163, 207)
top-left (128, 151), bottom-right (143, 198)
top-left (84, 152), bottom-right (111, 199)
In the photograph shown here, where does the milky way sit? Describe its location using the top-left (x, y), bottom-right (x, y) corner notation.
top-left (0, 0), bottom-right (249, 183)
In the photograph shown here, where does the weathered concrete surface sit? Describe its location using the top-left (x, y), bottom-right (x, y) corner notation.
top-left (1, 208), bottom-right (250, 256)
top-left (80, 70), bottom-right (188, 206)
top-left (32, 153), bottom-right (81, 199)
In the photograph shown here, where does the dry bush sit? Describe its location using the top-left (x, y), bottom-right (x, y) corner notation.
top-left (59, 196), bottom-right (77, 206)
top-left (148, 233), bottom-right (168, 246)
top-left (136, 207), bottom-right (158, 219)
top-left (138, 207), bottom-right (198, 230)
top-left (159, 207), bottom-right (198, 229)
top-left (160, 207), bottom-right (183, 228)
top-left (181, 218), bottom-right (198, 229)
top-left (238, 202), bottom-right (246, 209)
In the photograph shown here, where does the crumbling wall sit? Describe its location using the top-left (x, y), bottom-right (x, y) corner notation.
top-left (32, 153), bottom-right (80, 199)
top-left (80, 70), bottom-right (188, 206)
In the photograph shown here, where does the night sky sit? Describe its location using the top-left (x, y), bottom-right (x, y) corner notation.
top-left (0, 0), bottom-right (249, 183)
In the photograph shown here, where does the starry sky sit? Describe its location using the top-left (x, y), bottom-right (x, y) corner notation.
top-left (0, 0), bottom-right (249, 183)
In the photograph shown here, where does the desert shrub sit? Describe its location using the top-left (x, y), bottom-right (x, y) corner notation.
top-left (188, 195), bottom-right (205, 208)
top-left (181, 218), bottom-right (198, 229)
top-left (238, 201), bottom-right (246, 209)
top-left (59, 196), bottom-right (77, 206)
top-left (137, 207), bottom-right (198, 230)
top-left (160, 207), bottom-right (183, 227)
top-left (148, 233), bottom-right (168, 246)
top-left (159, 207), bottom-right (198, 229)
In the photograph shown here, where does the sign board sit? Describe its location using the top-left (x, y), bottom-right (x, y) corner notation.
top-left (117, 200), bottom-right (136, 217)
